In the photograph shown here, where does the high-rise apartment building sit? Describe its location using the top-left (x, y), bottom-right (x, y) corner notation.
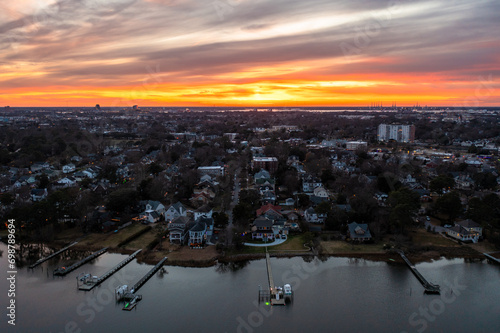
top-left (378, 124), bottom-right (415, 143)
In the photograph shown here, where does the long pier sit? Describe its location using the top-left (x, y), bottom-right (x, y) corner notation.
top-left (29, 242), bottom-right (78, 269)
top-left (131, 257), bottom-right (167, 293)
top-left (484, 252), bottom-right (500, 265)
top-left (119, 257), bottom-right (168, 311)
top-left (78, 250), bottom-right (142, 291)
top-left (53, 248), bottom-right (108, 276)
top-left (264, 250), bottom-right (287, 305)
top-left (398, 250), bottom-right (440, 294)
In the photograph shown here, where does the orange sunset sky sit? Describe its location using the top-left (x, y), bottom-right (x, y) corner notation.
top-left (0, 0), bottom-right (499, 107)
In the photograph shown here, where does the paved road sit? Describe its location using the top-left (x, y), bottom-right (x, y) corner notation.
top-left (225, 167), bottom-right (241, 245)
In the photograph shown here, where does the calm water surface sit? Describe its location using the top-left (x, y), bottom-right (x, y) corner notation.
top-left (1, 242), bottom-right (499, 333)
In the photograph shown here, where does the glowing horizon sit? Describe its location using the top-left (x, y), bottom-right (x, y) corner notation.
top-left (1, 0), bottom-right (499, 107)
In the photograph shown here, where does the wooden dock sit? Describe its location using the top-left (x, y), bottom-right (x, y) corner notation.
top-left (398, 250), bottom-right (440, 294)
top-left (29, 242), bottom-right (78, 269)
top-left (53, 248), bottom-right (108, 276)
top-left (484, 252), bottom-right (500, 265)
top-left (131, 257), bottom-right (167, 293)
top-left (78, 250), bottom-right (142, 291)
top-left (265, 250), bottom-right (286, 305)
top-left (118, 257), bottom-right (168, 311)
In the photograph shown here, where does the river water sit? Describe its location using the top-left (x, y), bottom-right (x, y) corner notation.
top-left (1, 242), bottom-right (499, 333)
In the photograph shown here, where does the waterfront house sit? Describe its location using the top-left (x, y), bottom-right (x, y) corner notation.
top-left (446, 225), bottom-right (480, 243)
top-left (348, 222), bottom-right (372, 242)
top-left (168, 216), bottom-right (190, 244)
top-left (188, 219), bottom-right (208, 248)
top-left (455, 219), bottom-right (482, 235)
top-left (252, 216), bottom-right (275, 241)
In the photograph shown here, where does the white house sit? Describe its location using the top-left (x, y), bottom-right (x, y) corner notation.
top-left (62, 164), bottom-right (76, 173)
top-left (447, 225), bottom-right (480, 243)
top-left (302, 175), bottom-right (322, 193)
top-left (165, 202), bottom-right (187, 221)
top-left (57, 177), bottom-right (77, 187)
top-left (82, 168), bottom-right (99, 179)
top-left (169, 216), bottom-right (190, 244)
top-left (140, 200), bottom-right (166, 216)
top-left (313, 187), bottom-right (329, 198)
top-left (304, 207), bottom-right (325, 224)
top-left (140, 210), bottom-right (161, 223)
top-left (194, 206), bottom-right (213, 220)
top-left (455, 219), bottom-right (482, 237)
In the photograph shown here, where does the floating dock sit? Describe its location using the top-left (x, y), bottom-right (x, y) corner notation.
top-left (484, 252), bottom-right (500, 265)
top-left (53, 248), bottom-right (108, 276)
top-left (115, 257), bottom-right (168, 311)
top-left (78, 250), bottom-right (142, 291)
top-left (398, 250), bottom-right (440, 294)
top-left (259, 250), bottom-right (292, 305)
top-left (29, 242), bottom-right (78, 269)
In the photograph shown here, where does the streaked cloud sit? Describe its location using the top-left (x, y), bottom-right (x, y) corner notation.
top-left (0, 0), bottom-right (499, 106)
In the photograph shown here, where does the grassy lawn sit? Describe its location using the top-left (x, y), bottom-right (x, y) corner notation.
top-left (60, 223), bottom-right (150, 249)
top-left (410, 228), bottom-right (458, 247)
top-left (54, 227), bottom-right (86, 242)
top-left (271, 235), bottom-right (309, 252)
top-left (125, 228), bottom-right (158, 250)
top-left (320, 240), bottom-right (386, 254)
top-left (227, 245), bottom-right (267, 255)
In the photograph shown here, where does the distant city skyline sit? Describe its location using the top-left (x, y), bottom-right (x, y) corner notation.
top-left (1, 0), bottom-right (499, 107)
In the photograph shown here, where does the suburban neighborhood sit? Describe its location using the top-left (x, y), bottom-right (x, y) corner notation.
top-left (1, 107), bottom-right (500, 265)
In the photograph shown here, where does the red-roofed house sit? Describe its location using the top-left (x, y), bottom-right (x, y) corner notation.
top-left (256, 203), bottom-right (282, 217)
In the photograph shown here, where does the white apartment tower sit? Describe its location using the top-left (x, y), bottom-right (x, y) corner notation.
top-left (378, 124), bottom-right (415, 143)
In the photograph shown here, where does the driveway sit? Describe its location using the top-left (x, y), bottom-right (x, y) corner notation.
top-left (424, 220), bottom-right (447, 233)
top-left (244, 237), bottom-right (287, 247)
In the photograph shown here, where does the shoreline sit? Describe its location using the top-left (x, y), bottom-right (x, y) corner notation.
top-left (29, 239), bottom-right (490, 268)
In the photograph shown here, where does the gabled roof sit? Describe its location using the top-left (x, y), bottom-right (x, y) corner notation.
top-left (197, 216), bottom-right (214, 226)
top-left (448, 225), bottom-right (475, 235)
top-left (305, 207), bottom-right (316, 215)
top-left (171, 216), bottom-right (190, 225)
top-left (254, 216), bottom-right (273, 228)
top-left (196, 205), bottom-right (212, 213)
top-left (190, 221), bottom-right (207, 232)
top-left (256, 203), bottom-right (281, 216)
top-left (348, 222), bottom-right (371, 239)
top-left (168, 201), bottom-right (185, 213)
top-left (254, 170), bottom-right (271, 179)
top-left (141, 200), bottom-right (163, 211)
top-left (455, 219), bottom-right (481, 229)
